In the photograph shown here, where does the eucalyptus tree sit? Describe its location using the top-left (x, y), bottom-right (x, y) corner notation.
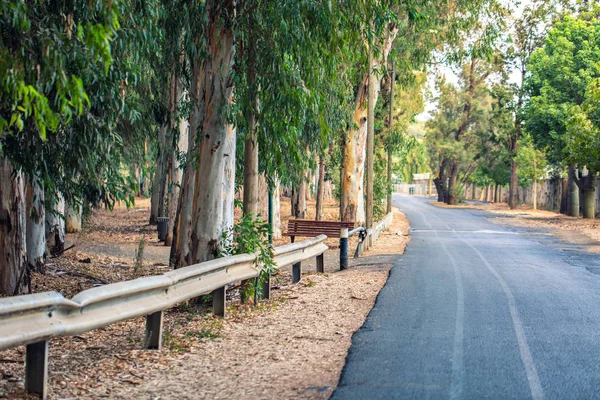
top-left (0, 0), bottom-right (120, 294)
top-left (340, 0), bottom-right (503, 221)
top-left (170, 0), bottom-right (352, 267)
top-left (0, 0), bottom-right (163, 295)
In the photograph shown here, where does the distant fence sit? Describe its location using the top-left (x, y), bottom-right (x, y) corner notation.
top-left (461, 177), bottom-right (600, 212)
top-left (0, 236), bottom-right (328, 398)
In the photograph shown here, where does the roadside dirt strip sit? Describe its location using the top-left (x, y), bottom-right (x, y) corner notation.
top-left (432, 200), bottom-right (600, 254)
top-left (0, 208), bottom-right (409, 399)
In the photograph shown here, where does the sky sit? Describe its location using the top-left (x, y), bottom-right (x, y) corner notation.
top-left (415, 0), bottom-right (531, 122)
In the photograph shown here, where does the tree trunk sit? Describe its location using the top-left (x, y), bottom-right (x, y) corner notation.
top-left (45, 192), bottom-right (65, 256)
top-left (315, 156), bottom-right (326, 221)
top-left (65, 200), bottom-right (82, 233)
top-left (434, 159), bottom-right (448, 203)
top-left (26, 178), bottom-right (45, 272)
top-left (150, 124), bottom-right (169, 224)
top-left (568, 166), bottom-right (579, 217)
top-left (386, 62), bottom-right (395, 214)
top-left (0, 158), bottom-right (29, 295)
top-left (243, 133), bottom-right (259, 217)
top-left (560, 177), bottom-right (568, 214)
top-left (166, 88), bottom-right (189, 246)
top-left (581, 171), bottom-right (596, 219)
top-left (185, 13), bottom-right (235, 264)
top-left (292, 177), bottom-right (307, 219)
top-left (340, 27), bottom-right (398, 223)
top-left (447, 162), bottom-right (460, 205)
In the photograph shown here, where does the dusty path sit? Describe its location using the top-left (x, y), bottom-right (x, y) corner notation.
top-left (334, 194), bottom-right (600, 399)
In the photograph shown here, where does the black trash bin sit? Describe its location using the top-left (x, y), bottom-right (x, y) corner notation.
top-left (157, 217), bottom-right (169, 241)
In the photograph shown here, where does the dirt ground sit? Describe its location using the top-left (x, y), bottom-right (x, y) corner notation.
top-left (433, 200), bottom-right (600, 254)
top-left (0, 200), bottom-right (410, 399)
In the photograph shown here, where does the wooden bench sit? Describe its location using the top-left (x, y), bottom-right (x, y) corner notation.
top-left (284, 219), bottom-right (355, 242)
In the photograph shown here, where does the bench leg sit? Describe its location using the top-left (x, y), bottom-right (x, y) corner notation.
top-left (26, 341), bottom-right (48, 399)
top-left (291, 236), bottom-right (295, 243)
top-left (292, 262), bottom-right (301, 283)
top-left (316, 253), bottom-right (324, 273)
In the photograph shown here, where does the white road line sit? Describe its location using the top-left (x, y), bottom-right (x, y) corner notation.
top-left (426, 210), bottom-right (545, 400)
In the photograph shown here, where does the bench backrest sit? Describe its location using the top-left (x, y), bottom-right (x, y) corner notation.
top-left (286, 219), bottom-right (355, 238)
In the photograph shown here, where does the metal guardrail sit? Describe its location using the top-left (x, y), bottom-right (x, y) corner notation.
top-left (341, 212), bottom-right (394, 266)
top-left (0, 234), bottom-right (328, 398)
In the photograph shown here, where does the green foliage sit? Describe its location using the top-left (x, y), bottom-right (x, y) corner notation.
top-left (220, 213), bottom-right (276, 300)
top-left (525, 15), bottom-right (600, 164)
top-left (516, 134), bottom-right (547, 187)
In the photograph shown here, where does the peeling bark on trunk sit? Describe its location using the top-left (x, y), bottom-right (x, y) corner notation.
top-left (341, 26), bottom-right (398, 223)
top-left (26, 178), bottom-right (45, 272)
top-left (221, 124), bottom-right (236, 233)
top-left (45, 192), bottom-right (65, 256)
top-left (0, 158), bottom-right (29, 295)
top-left (185, 12), bottom-right (235, 265)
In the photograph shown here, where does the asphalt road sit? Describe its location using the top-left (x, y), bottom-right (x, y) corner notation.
top-left (332, 194), bottom-right (600, 400)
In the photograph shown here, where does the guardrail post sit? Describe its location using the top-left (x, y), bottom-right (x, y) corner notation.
top-left (25, 340), bottom-right (48, 399)
top-left (316, 253), bottom-right (324, 273)
top-left (212, 286), bottom-right (226, 317)
top-left (145, 311), bottom-right (163, 350)
top-left (292, 261), bottom-right (301, 283)
top-left (340, 227), bottom-right (348, 270)
top-left (262, 274), bottom-right (271, 299)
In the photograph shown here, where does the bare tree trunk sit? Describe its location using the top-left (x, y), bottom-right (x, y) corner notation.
top-left (26, 178), bottom-right (45, 272)
top-left (581, 170), bottom-right (596, 219)
top-left (0, 158), bottom-right (29, 295)
top-left (315, 156), bottom-right (325, 221)
top-left (560, 177), bottom-right (568, 214)
top-left (243, 133), bottom-right (259, 217)
top-left (292, 177), bottom-right (307, 219)
top-left (184, 13), bottom-right (235, 265)
top-left (386, 62), bottom-right (395, 214)
top-left (341, 27), bottom-right (398, 223)
top-left (65, 199), bottom-right (82, 233)
top-left (447, 162), bottom-right (460, 205)
top-left (568, 166), bottom-right (579, 217)
top-left (434, 159), bottom-right (448, 203)
top-left (46, 192), bottom-right (65, 256)
top-left (166, 88), bottom-right (189, 246)
top-left (150, 124), bottom-right (169, 224)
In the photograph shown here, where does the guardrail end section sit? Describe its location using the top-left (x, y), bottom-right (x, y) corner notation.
top-left (316, 253), bottom-right (324, 273)
top-left (212, 287), bottom-right (226, 317)
top-left (26, 340), bottom-right (48, 399)
top-left (145, 311), bottom-right (164, 350)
